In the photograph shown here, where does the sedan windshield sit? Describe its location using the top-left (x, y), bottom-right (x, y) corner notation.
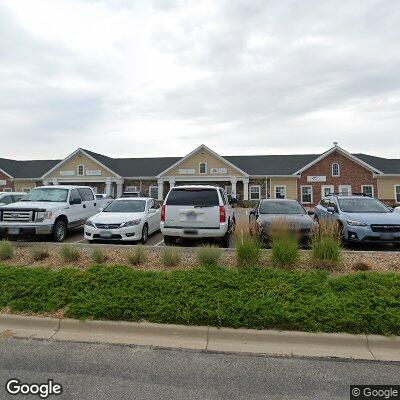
top-left (103, 200), bottom-right (146, 213)
top-left (259, 201), bottom-right (306, 214)
top-left (338, 198), bottom-right (390, 213)
top-left (21, 188), bottom-right (68, 202)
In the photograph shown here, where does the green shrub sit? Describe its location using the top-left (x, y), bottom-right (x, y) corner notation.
top-left (271, 236), bottom-right (299, 267)
top-left (161, 247), bottom-right (181, 267)
top-left (91, 247), bottom-right (107, 264)
top-left (59, 245), bottom-right (80, 263)
top-left (31, 246), bottom-right (49, 262)
top-left (196, 245), bottom-right (222, 267)
top-left (236, 236), bottom-right (261, 267)
top-left (0, 241), bottom-right (14, 261)
top-left (311, 219), bottom-right (341, 269)
top-left (127, 245), bottom-right (147, 266)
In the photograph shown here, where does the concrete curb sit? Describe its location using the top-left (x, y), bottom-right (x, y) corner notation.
top-left (1, 314), bottom-right (399, 362)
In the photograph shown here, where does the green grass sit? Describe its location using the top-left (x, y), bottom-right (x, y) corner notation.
top-left (236, 236), bottom-right (262, 267)
top-left (59, 245), bottom-right (80, 263)
top-left (311, 236), bottom-right (341, 269)
top-left (127, 245), bottom-right (147, 266)
top-left (270, 236), bottom-right (299, 267)
top-left (0, 264), bottom-right (399, 335)
top-left (196, 245), bottom-right (222, 267)
top-left (0, 241), bottom-right (14, 261)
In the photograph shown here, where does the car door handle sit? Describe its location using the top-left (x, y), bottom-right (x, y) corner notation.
top-left (83, 204), bottom-right (86, 208)
top-left (94, 203), bottom-right (97, 206)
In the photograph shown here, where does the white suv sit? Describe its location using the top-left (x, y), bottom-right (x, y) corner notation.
top-left (160, 185), bottom-right (237, 247)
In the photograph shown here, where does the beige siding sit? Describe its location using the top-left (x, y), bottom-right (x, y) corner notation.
top-left (14, 181), bottom-right (37, 192)
top-left (270, 178), bottom-right (298, 200)
top-left (377, 177), bottom-right (400, 202)
top-left (45, 153), bottom-right (117, 179)
top-left (164, 149), bottom-right (245, 177)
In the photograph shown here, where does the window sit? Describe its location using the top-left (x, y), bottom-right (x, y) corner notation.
top-left (275, 185), bottom-right (286, 199)
top-left (78, 188), bottom-right (95, 201)
top-left (166, 188), bottom-right (219, 206)
top-left (250, 185), bottom-right (261, 200)
top-left (149, 186), bottom-right (158, 199)
top-left (321, 185), bottom-right (334, 197)
top-left (0, 195), bottom-right (13, 204)
top-left (22, 188), bottom-right (31, 193)
top-left (396, 185), bottom-right (400, 203)
top-left (301, 186), bottom-right (313, 204)
top-left (199, 162), bottom-right (207, 174)
top-left (3, 188), bottom-right (12, 192)
top-left (225, 185), bottom-right (232, 197)
top-left (339, 185), bottom-right (351, 195)
top-left (91, 186), bottom-right (98, 194)
top-left (77, 165), bottom-right (85, 176)
top-left (125, 186), bottom-right (138, 192)
top-left (332, 163), bottom-right (340, 177)
top-left (69, 189), bottom-right (82, 203)
top-left (361, 185), bottom-right (374, 197)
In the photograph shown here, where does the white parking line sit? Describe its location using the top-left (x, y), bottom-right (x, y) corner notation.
top-left (154, 239), bottom-right (164, 246)
top-left (73, 239), bottom-right (87, 243)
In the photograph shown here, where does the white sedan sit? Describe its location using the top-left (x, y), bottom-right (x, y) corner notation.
top-left (395, 206), bottom-right (400, 215)
top-left (84, 197), bottom-right (161, 243)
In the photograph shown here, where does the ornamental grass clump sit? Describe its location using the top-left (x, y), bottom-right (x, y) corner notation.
top-left (91, 247), bottom-right (107, 264)
top-left (127, 245), bottom-right (147, 266)
top-left (196, 245), bottom-right (222, 267)
top-left (0, 240), bottom-right (14, 261)
top-left (31, 245), bottom-right (49, 262)
top-left (235, 219), bottom-right (262, 268)
top-left (161, 247), bottom-right (181, 268)
top-left (60, 245), bottom-right (80, 263)
top-left (269, 219), bottom-right (300, 268)
top-left (311, 219), bottom-right (341, 270)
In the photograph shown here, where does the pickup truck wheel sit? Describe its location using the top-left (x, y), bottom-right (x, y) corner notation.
top-left (163, 235), bottom-right (176, 246)
top-left (219, 232), bottom-right (230, 248)
top-left (141, 224), bottom-right (148, 244)
top-left (52, 220), bottom-right (67, 242)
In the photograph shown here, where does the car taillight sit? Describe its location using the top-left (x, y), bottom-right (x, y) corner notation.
top-left (161, 205), bottom-right (166, 222)
top-left (219, 206), bottom-right (226, 223)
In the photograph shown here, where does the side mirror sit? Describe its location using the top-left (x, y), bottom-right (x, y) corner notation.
top-left (70, 198), bottom-right (82, 205)
top-left (326, 206), bottom-right (336, 213)
top-left (229, 197), bottom-right (238, 205)
top-left (307, 210), bottom-right (315, 216)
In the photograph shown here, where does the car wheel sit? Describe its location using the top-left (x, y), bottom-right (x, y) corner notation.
top-left (141, 224), bottom-right (148, 244)
top-left (164, 235), bottom-right (176, 246)
top-left (52, 219), bottom-right (67, 242)
top-left (219, 232), bottom-right (230, 248)
top-left (393, 243), bottom-right (400, 249)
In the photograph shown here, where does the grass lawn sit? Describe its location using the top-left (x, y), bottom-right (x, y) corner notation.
top-left (0, 264), bottom-right (399, 336)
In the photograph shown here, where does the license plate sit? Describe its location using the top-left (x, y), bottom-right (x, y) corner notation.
top-left (186, 213), bottom-right (197, 221)
top-left (8, 227), bottom-right (20, 235)
top-left (100, 231), bottom-right (112, 238)
top-left (184, 229), bottom-right (198, 235)
top-left (381, 233), bottom-right (394, 240)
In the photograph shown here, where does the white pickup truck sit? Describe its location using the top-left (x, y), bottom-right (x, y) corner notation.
top-left (0, 185), bottom-right (100, 242)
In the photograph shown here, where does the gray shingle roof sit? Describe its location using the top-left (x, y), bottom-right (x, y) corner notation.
top-left (1, 149), bottom-right (400, 179)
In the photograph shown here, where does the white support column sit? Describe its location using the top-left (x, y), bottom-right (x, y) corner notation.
top-left (116, 178), bottom-right (124, 198)
top-left (243, 178), bottom-right (249, 201)
top-left (168, 177), bottom-right (175, 189)
top-left (231, 177), bottom-right (237, 199)
top-left (157, 178), bottom-right (164, 200)
top-left (105, 178), bottom-right (112, 196)
top-left (43, 180), bottom-right (49, 186)
top-left (266, 178), bottom-right (269, 199)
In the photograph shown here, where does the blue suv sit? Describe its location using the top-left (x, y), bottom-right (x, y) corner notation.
top-left (315, 194), bottom-right (400, 247)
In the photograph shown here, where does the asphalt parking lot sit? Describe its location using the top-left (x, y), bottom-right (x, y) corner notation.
top-left (4, 207), bottom-right (400, 251)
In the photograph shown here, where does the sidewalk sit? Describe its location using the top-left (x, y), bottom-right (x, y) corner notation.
top-left (1, 314), bottom-right (399, 362)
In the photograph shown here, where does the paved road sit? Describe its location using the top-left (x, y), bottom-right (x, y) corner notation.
top-left (0, 339), bottom-right (398, 400)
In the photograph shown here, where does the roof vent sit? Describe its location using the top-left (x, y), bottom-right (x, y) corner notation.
top-left (333, 141), bottom-right (338, 146)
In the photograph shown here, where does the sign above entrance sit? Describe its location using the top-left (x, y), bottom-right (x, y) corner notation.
top-left (86, 170), bottom-right (102, 176)
top-left (0, 180), bottom-right (6, 186)
top-left (60, 170), bottom-right (75, 176)
top-left (179, 168), bottom-right (195, 174)
top-left (307, 176), bottom-right (326, 182)
top-left (210, 168), bottom-right (227, 174)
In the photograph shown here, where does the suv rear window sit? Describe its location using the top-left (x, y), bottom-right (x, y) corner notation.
top-left (166, 188), bottom-right (219, 206)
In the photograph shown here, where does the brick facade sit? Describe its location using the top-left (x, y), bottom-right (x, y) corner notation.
top-left (0, 170), bottom-right (13, 192)
top-left (298, 150), bottom-right (377, 206)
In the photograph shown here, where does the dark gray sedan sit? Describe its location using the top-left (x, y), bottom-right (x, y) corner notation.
top-left (249, 199), bottom-right (317, 245)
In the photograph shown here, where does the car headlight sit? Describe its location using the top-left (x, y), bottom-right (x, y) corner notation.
top-left (36, 211), bottom-right (53, 222)
top-left (346, 219), bottom-right (368, 227)
top-left (85, 219), bottom-right (95, 228)
top-left (121, 219), bottom-right (141, 227)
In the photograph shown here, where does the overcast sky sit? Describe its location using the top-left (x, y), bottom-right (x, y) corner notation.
top-left (1, 0), bottom-right (400, 160)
